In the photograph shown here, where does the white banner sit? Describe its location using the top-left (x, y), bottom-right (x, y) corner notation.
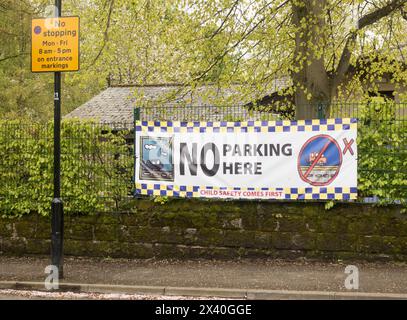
top-left (135, 119), bottom-right (357, 200)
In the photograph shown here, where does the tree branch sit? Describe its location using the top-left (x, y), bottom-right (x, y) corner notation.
top-left (193, 0), bottom-right (289, 82)
top-left (332, 0), bottom-right (406, 96)
top-left (87, 0), bottom-right (115, 69)
top-left (358, 0), bottom-right (406, 29)
top-left (0, 52), bottom-right (29, 63)
top-left (209, 0), bottom-right (239, 40)
top-left (401, 6), bottom-right (407, 20)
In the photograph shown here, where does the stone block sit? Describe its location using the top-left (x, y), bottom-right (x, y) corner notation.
top-left (195, 228), bottom-right (224, 247)
top-left (93, 224), bottom-right (119, 241)
top-left (358, 235), bottom-right (401, 254)
top-left (315, 233), bottom-right (359, 252)
top-left (65, 223), bottom-right (94, 241)
top-left (272, 232), bottom-right (316, 250)
top-left (253, 232), bottom-right (272, 249)
top-left (64, 239), bottom-right (90, 256)
top-left (25, 239), bottom-right (50, 254)
top-left (222, 230), bottom-right (255, 247)
top-left (1, 238), bottom-right (27, 255)
top-left (119, 242), bottom-right (155, 258)
top-left (259, 214), bottom-right (306, 233)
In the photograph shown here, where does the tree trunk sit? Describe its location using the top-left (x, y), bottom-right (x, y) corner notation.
top-left (292, 0), bottom-right (331, 119)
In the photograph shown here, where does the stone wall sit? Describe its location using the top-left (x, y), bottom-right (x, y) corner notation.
top-left (1, 200), bottom-right (406, 261)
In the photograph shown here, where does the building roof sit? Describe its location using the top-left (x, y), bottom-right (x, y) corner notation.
top-left (64, 80), bottom-right (291, 126)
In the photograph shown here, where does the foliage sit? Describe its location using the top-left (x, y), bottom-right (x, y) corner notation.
top-left (153, 196), bottom-right (169, 205)
top-left (324, 200), bottom-right (335, 210)
top-left (0, 120), bottom-right (132, 217)
top-left (0, 0), bottom-right (107, 120)
top-left (167, 0), bottom-right (407, 114)
top-left (1, 1), bottom-right (406, 120)
top-left (0, 1), bottom-right (51, 120)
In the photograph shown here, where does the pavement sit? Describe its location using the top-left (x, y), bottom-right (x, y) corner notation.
top-left (0, 256), bottom-right (407, 299)
top-left (0, 288), bottom-right (222, 300)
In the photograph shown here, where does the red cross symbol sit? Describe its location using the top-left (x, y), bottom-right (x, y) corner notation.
top-left (343, 138), bottom-right (354, 155)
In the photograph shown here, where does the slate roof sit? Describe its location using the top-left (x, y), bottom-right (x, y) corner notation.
top-left (64, 80), bottom-right (290, 127)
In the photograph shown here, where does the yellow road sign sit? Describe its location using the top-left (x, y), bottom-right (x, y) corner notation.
top-left (31, 16), bottom-right (79, 73)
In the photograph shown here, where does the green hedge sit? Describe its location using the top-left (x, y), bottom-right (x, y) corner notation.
top-left (0, 120), bottom-right (132, 217)
top-left (357, 103), bottom-right (407, 203)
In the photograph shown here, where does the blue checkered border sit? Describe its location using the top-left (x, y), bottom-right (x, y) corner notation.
top-left (135, 184), bottom-right (358, 200)
top-left (135, 118), bottom-right (357, 133)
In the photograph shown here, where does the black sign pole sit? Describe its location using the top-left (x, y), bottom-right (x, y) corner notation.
top-left (51, 0), bottom-right (64, 278)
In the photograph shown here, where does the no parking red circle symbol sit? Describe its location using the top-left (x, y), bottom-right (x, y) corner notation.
top-left (298, 134), bottom-right (342, 186)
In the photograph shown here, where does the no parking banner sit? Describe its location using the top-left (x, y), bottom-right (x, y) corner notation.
top-left (134, 118), bottom-right (357, 200)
